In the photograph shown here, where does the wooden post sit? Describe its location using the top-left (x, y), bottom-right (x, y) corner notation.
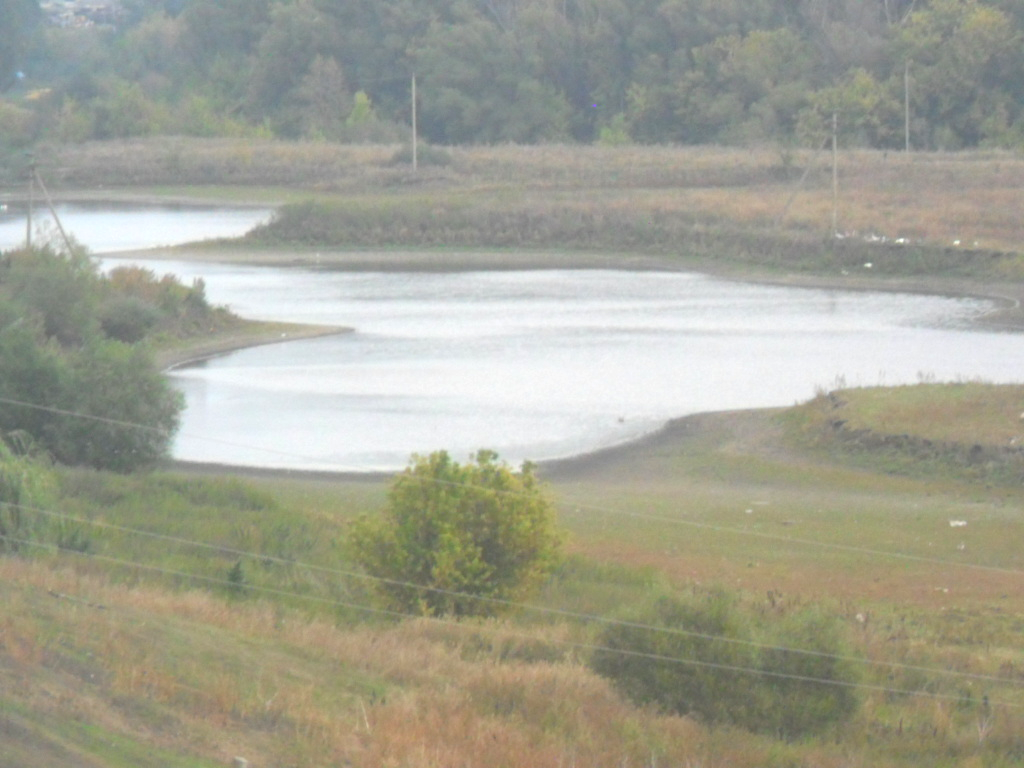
top-left (831, 112), bottom-right (838, 238)
top-left (26, 156), bottom-right (34, 248)
top-left (411, 73), bottom-right (418, 172)
top-left (904, 59), bottom-right (911, 153)
top-left (34, 169), bottom-right (75, 253)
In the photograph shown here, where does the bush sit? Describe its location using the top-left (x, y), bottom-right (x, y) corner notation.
top-left (3, 245), bottom-right (100, 346)
top-left (0, 436), bottom-right (54, 555)
top-left (98, 296), bottom-right (164, 343)
top-left (1, 247), bottom-right (187, 471)
top-left (51, 340), bottom-right (183, 472)
top-left (347, 450), bottom-right (563, 617)
top-left (589, 587), bottom-right (860, 739)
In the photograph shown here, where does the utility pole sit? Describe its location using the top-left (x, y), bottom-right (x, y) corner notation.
top-left (831, 112), bottom-right (839, 238)
top-left (411, 73), bottom-right (418, 173)
top-left (34, 167), bottom-right (75, 253)
top-left (26, 152), bottom-right (35, 248)
top-left (904, 59), bottom-right (911, 153)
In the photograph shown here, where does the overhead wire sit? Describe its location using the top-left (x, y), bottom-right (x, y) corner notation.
top-left (2, 530), bottom-right (1019, 712)
top-left (2, 495), bottom-right (1022, 693)
top-left (3, 390), bottom-right (1021, 577)
top-left (1, 361), bottom-right (1022, 707)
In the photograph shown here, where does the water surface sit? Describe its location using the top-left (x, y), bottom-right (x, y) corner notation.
top-left (106, 260), bottom-right (1023, 472)
top-left (0, 202), bottom-right (270, 253)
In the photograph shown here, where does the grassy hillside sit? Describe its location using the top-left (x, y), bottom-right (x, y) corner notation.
top-left (4, 385), bottom-right (1024, 767)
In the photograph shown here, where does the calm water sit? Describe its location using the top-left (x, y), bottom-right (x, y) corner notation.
top-left (0, 202), bottom-right (271, 253)
top-left (101, 258), bottom-right (1023, 473)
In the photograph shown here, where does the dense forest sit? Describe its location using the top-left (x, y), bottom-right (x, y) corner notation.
top-left (2, 0), bottom-right (1024, 150)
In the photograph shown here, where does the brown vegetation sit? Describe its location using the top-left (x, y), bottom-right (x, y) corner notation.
top-left (33, 140), bottom-right (1024, 257)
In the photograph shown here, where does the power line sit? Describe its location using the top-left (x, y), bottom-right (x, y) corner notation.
top-left (3, 497), bottom-right (1022, 692)
top-left (2, 386), bottom-right (1022, 698)
top-left (2, 532), bottom-right (1019, 712)
top-left (0, 395), bottom-right (371, 472)
top-left (2, 387), bottom-right (1018, 577)
top-left (555, 500), bottom-right (1024, 578)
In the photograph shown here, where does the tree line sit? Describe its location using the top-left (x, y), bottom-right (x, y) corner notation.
top-left (2, 0), bottom-right (1023, 150)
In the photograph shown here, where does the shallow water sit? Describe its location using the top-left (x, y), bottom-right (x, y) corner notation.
top-left (0, 203), bottom-right (271, 253)
top-left (102, 259), bottom-right (1024, 473)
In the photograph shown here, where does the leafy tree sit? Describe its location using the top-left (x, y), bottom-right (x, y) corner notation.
top-left (0, 0), bottom-right (41, 92)
top-left (412, 16), bottom-right (571, 143)
top-left (895, 0), bottom-right (1023, 148)
top-left (10, 0), bottom-right (1024, 147)
top-left (590, 587), bottom-right (860, 739)
top-left (798, 67), bottom-right (902, 148)
top-left (0, 245), bottom-right (186, 472)
top-left (243, 0), bottom-right (340, 135)
top-left (0, 315), bottom-right (64, 447)
top-left (179, 0), bottom-right (273, 69)
top-left (347, 450), bottom-right (563, 617)
top-left (295, 55), bottom-right (352, 140)
top-left (3, 244), bottom-right (100, 346)
top-left (49, 339), bottom-right (182, 472)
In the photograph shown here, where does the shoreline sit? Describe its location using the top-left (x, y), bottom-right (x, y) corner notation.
top-left (133, 243), bottom-right (1024, 481)
top-left (155, 323), bottom-right (352, 371)
top-left (124, 243), bottom-right (1024, 332)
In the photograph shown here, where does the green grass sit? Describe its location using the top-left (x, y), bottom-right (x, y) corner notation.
top-left (822, 383), bottom-right (1024, 445)
top-left (786, 384), bottom-right (1024, 484)
top-left (6, 383), bottom-right (1024, 764)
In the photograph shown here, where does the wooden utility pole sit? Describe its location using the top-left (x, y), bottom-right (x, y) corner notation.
top-left (34, 168), bottom-right (74, 253)
top-left (26, 154), bottom-right (34, 248)
top-left (831, 112), bottom-right (839, 237)
top-left (411, 73), bottom-right (418, 172)
top-left (904, 59), bottom-right (911, 153)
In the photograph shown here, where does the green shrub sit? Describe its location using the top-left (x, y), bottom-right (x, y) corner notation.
top-left (1, 247), bottom-right (186, 472)
top-left (347, 450), bottom-right (563, 618)
top-left (51, 341), bottom-right (183, 472)
top-left (0, 437), bottom-right (55, 555)
top-left (3, 245), bottom-right (100, 346)
top-left (98, 296), bottom-right (165, 343)
top-left (590, 586), bottom-right (860, 739)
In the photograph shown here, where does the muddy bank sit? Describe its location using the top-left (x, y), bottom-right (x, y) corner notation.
top-left (155, 323), bottom-right (351, 371)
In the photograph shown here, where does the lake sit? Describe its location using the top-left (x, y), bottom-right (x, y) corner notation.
top-left (6, 202), bottom-right (1017, 474)
top-left (101, 259), bottom-right (1023, 473)
top-left (0, 202), bottom-right (271, 253)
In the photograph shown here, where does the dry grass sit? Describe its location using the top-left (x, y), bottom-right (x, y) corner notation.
top-left (34, 139), bottom-right (1024, 256)
top-left (0, 558), bottom-right (715, 768)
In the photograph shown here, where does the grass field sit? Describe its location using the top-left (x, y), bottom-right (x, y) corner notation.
top-left (26, 138), bottom-right (1024, 259)
top-left (4, 390), bottom-right (1024, 767)
top-left (3, 139), bottom-right (1024, 766)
